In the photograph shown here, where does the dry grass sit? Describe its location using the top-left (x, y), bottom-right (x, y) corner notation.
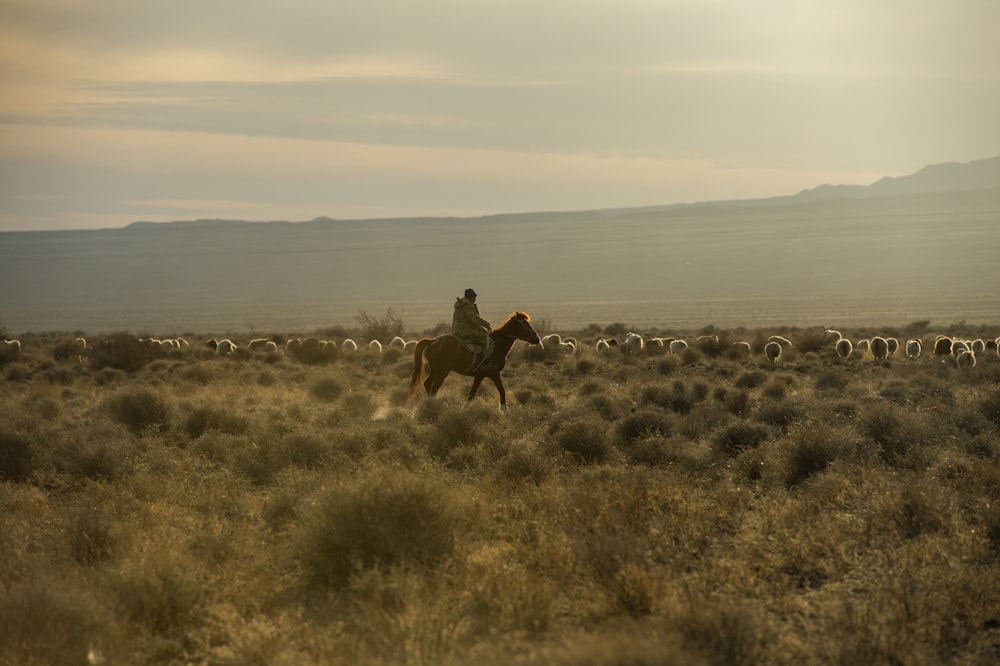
top-left (1, 325), bottom-right (999, 664)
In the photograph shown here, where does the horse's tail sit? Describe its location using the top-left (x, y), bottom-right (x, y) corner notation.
top-left (407, 338), bottom-right (433, 403)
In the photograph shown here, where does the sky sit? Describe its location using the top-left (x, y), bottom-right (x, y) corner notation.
top-left (1, 0), bottom-right (998, 231)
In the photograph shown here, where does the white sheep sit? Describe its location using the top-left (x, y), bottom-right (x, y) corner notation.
top-left (764, 341), bottom-right (782, 363)
top-left (669, 339), bottom-right (689, 355)
top-left (389, 336), bottom-right (407, 350)
top-left (955, 349), bottom-right (977, 369)
top-left (541, 333), bottom-right (562, 349)
top-left (623, 332), bottom-right (644, 354)
top-left (247, 338), bottom-right (273, 351)
top-left (596, 338), bottom-right (618, 354)
top-left (823, 329), bottom-right (843, 344)
top-left (404, 339), bottom-right (417, 351)
top-left (263, 340), bottom-right (279, 353)
top-left (216, 339), bottom-right (237, 355)
top-left (835, 338), bottom-right (853, 360)
top-left (886, 337), bottom-right (899, 356)
top-left (558, 341), bottom-right (576, 354)
top-left (768, 335), bottom-right (793, 349)
top-left (932, 336), bottom-right (953, 357)
top-left (368, 339), bottom-right (383, 353)
top-left (905, 339), bottom-right (922, 360)
top-left (731, 341), bottom-right (752, 357)
top-left (341, 339), bottom-right (358, 352)
top-left (870, 336), bottom-right (890, 361)
top-left (951, 339), bottom-right (970, 356)
top-left (971, 339), bottom-right (986, 355)
top-left (856, 339), bottom-right (870, 353)
top-left (1, 339), bottom-right (22, 361)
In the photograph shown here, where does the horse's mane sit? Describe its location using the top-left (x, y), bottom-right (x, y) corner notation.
top-left (492, 311), bottom-right (531, 332)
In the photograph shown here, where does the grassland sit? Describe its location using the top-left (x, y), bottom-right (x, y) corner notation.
top-left (2, 320), bottom-right (999, 665)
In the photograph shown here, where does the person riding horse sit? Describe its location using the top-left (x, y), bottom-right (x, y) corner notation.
top-left (452, 288), bottom-right (494, 372)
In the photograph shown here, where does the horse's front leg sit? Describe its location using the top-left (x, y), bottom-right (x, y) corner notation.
top-left (488, 375), bottom-right (507, 413)
top-left (466, 375), bottom-right (485, 403)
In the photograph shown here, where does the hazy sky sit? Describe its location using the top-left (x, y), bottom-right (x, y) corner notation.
top-left (1, 0), bottom-right (998, 231)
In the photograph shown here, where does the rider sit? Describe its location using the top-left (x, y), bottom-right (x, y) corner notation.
top-left (452, 288), bottom-right (494, 372)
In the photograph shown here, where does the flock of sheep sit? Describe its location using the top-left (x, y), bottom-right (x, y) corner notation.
top-left (541, 328), bottom-right (1000, 369)
top-left (2, 328), bottom-right (997, 370)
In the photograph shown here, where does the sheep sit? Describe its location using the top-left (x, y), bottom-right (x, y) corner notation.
top-left (73, 336), bottom-right (88, 351)
top-left (669, 339), bottom-right (689, 355)
top-left (562, 336), bottom-right (578, 348)
top-left (886, 337), bottom-right (899, 356)
top-left (764, 341), bottom-right (782, 363)
top-left (623, 332), bottom-right (644, 354)
top-left (558, 341), bottom-right (576, 354)
top-left (971, 339), bottom-right (986, 355)
top-left (870, 336), bottom-right (890, 361)
top-left (951, 339), bottom-right (970, 356)
top-left (404, 339), bottom-right (418, 351)
top-left (933, 336), bottom-right (953, 357)
top-left (368, 340), bottom-right (383, 353)
top-left (1, 339), bottom-right (22, 361)
top-left (596, 338), bottom-right (618, 354)
top-left (541, 333), bottom-right (562, 349)
top-left (856, 339), bottom-right (870, 353)
top-left (835, 338), bottom-right (853, 360)
top-left (263, 340), bottom-right (279, 353)
top-left (341, 339), bottom-right (358, 352)
top-left (389, 336), bottom-right (407, 350)
top-left (247, 338), bottom-right (273, 351)
top-left (768, 335), bottom-right (793, 349)
top-left (696, 334), bottom-right (719, 348)
top-left (205, 338), bottom-right (219, 351)
top-left (905, 339), bottom-right (922, 360)
top-left (216, 339), bottom-right (237, 355)
top-left (644, 337), bottom-right (666, 355)
top-left (823, 329), bottom-right (843, 344)
top-left (731, 341), bottom-right (752, 357)
top-left (955, 349), bottom-right (977, 369)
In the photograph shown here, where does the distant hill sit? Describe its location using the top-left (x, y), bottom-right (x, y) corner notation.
top-left (4, 155), bottom-right (1000, 334)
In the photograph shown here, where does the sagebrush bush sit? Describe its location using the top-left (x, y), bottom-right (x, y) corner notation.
top-left (784, 423), bottom-right (845, 487)
top-left (183, 405), bottom-right (249, 439)
top-left (714, 422), bottom-right (769, 455)
top-left (295, 471), bottom-right (462, 588)
top-left (615, 408), bottom-right (673, 445)
top-left (113, 558), bottom-right (205, 637)
top-left (0, 581), bottom-right (104, 666)
top-left (88, 333), bottom-right (154, 372)
top-left (309, 377), bottom-right (344, 402)
top-left (70, 505), bottom-right (117, 565)
top-left (106, 387), bottom-right (170, 435)
top-left (0, 430), bottom-right (33, 482)
top-left (553, 418), bottom-right (612, 464)
top-left (735, 370), bottom-right (766, 389)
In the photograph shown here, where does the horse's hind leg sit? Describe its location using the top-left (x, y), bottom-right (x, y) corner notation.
top-left (426, 369), bottom-right (449, 396)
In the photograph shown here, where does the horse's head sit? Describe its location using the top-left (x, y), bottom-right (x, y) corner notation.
top-left (496, 311), bottom-right (540, 345)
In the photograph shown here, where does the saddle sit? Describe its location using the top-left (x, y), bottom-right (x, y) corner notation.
top-left (456, 337), bottom-right (489, 373)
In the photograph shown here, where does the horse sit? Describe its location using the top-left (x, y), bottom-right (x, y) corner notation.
top-left (407, 311), bottom-right (541, 411)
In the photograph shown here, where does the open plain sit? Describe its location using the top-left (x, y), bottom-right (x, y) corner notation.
top-left (1, 320), bottom-right (999, 664)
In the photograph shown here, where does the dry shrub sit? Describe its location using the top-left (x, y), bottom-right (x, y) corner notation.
top-left (640, 382), bottom-right (693, 414)
top-left (980, 389), bottom-right (1000, 427)
top-left (735, 370), bottom-right (766, 389)
top-left (615, 408), bottom-right (673, 445)
top-left (495, 445), bottom-right (551, 485)
top-left (714, 422), bottom-right (769, 455)
top-left (755, 399), bottom-right (802, 430)
top-left (553, 418), bottom-right (612, 464)
top-left (784, 422), bottom-right (847, 487)
top-left (113, 558), bottom-right (205, 637)
top-left (54, 435), bottom-right (130, 482)
top-left (309, 377), bottom-right (344, 402)
top-left (105, 387), bottom-right (170, 436)
top-left (295, 471), bottom-right (462, 588)
top-left (94, 367), bottom-right (127, 386)
top-left (4, 362), bottom-right (31, 382)
top-left (0, 430), bottom-right (33, 482)
top-left (425, 403), bottom-right (498, 459)
top-left (0, 580), bottom-right (105, 666)
top-left (814, 369), bottom-right (849, 392)
top-left (183, 406), bottom-right (249, 439)
top-left (88, 332), bottom-right (153, 372)
top-left (70, 504), bottom-right (117, 564)
top-left (677, 600), bottom-right (769, 666)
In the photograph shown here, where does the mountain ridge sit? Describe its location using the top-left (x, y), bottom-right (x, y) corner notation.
top-left (116, 155), bottom-right (1000, 231)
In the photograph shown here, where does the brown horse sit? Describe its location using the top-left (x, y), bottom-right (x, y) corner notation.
top-left (407, 311), bottom-right (541, 411)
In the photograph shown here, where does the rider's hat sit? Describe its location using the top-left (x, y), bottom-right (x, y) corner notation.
top-left (464, 288), bottom-right (477, 298)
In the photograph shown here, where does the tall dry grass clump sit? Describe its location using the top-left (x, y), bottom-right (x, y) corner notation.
top-left (295, 470), bottom-right (465, 589)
